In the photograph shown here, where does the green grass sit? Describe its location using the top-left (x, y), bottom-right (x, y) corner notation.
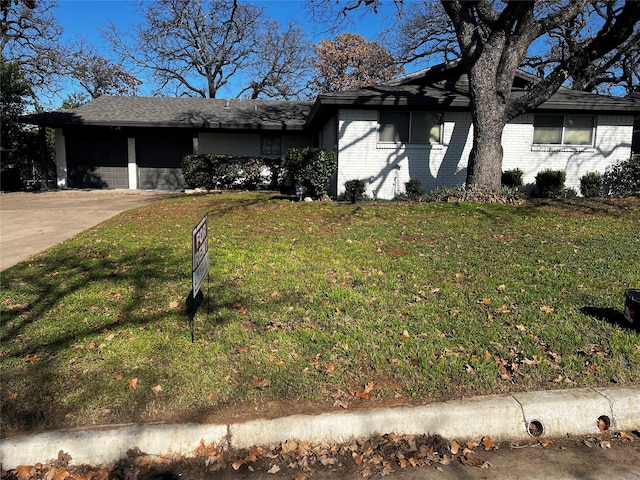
top-left (1, 192), bottom-right (639, 432)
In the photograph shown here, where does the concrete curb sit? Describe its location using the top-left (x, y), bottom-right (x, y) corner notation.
top-left (1, 386), bottom-right (638, 469)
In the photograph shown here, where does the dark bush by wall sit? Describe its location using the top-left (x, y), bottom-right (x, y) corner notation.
top-left (501, 168), bottom-right (524, 189)
top-left (580, 172), bottom-right (603, 198)
top-left (344, 179), bottom-right (367, 203)
top-left (405, 179), bottom-right (425, 200)
top-left (283, 147), bottom-right (337, 198)
top-left (604, 156), bottom-right (640, 196)
top-left (535, 169), bottom-right (566, 198)
top-left (182, 154), bottom-right (270, 190)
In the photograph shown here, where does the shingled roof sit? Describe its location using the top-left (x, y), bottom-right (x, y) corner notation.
top-left (23, 96), bottom-right (313, 131)
top-left (307, 61), bottom-right (640, 127)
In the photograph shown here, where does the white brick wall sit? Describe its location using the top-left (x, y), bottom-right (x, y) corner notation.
top-left (337, 110), bottom-right (471, 199)
top-left (503, 114), bottom-right (634, 193)
top-left (336, 109), bottom-right (635, 199)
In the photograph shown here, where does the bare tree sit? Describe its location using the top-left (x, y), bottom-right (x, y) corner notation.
top-left (239, 20), bottom-right (312, 100)
top-left (522, 3), bottom-right (640, 95)
top-left (106, 0), bottom-right (306, 99)
top-left (314, 0), bottom-right (640, 191)
top-left (59, 39), bottom-right (142, 99)
top-left (1, 0), bottom-right (63, 92)
top-left (312, 32), bottom-right (404, 93)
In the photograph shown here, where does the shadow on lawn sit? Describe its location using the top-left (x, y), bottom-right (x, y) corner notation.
top-left (0, 240), bottom-right (246, 431)
top-left (580, 306), bottom-right (638, 332)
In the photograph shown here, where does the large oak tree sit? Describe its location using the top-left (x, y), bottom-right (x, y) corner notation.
top-left (316, 0), bottom-right (640, 191)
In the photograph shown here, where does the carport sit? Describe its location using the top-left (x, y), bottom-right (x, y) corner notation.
top-left (20, 96), bottom-right (313, 191)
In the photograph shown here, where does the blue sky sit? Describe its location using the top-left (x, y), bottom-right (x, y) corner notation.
top-left (52, 0), bottom-right (396, 100)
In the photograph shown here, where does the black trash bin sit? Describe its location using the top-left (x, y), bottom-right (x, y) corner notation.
top-left (624, 289), bottom-right (640, 325)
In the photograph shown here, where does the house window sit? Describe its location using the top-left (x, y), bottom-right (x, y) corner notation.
top-left (533, 115), bottom-right (595, 146)
top-left (261, 135), bottom-right (281, 155)
top-left (379, 111), bottom-right (442, 144)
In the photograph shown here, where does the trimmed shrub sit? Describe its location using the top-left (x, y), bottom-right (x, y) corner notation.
top-left (182, 155), bottom-right (215, 189)
top-left (501, 168), bottom-right (524, 189)
top-left (182, 154), bottom-right (268, 190)
top-left (282, 147), bottom-right (337, 198)
top-left (535, 169), bottom-right (566, 198)
top-left (344, 179), bottom-right (367, 203)
top-left (579, 171), bottom-right (603, 198)
top-left (603, 156), bottom-right (640, 196)
top-left (405, 179), bottom-right (425, 200)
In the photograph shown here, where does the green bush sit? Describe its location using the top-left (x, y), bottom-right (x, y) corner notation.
top-left (405, 179), bottom-right (425, 200)
top-left (535, 169), bottom-right (566, 198)
top-left (579, 171), bottom-right (603, 198)
top-left (344, 179), bottom-right (367, 203)
top-left (604, 156), bottom-right (640, 196)
top-left (501, 169), bottom-right (524, 189)
top-left (182, 155), bottom-right (215, 189)
top-left (283, 147), bottom-right (337, 198)
top-left (182, 154), bottom-right (267, 190)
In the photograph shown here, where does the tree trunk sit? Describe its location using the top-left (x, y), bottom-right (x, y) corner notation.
top-left (467, 118), bottom-right (505, 190)
top-left (465, 61), bottom-right (508, 191)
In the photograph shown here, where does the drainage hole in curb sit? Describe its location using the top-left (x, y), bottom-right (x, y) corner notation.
top-left (597, 415), bottom-right (610, 431)
top-left (528, 420), bottom-right (544, 437)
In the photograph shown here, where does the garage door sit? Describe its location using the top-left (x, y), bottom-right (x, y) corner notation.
top-left (136, 133), bottom-right (193, 190)
top-left (65, 131), bottom-right (128, 189)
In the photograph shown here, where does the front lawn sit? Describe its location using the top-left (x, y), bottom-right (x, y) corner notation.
top-left (1, 192), bottom-right (639, 432)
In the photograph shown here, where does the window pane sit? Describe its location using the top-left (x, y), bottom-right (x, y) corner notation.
top-left (410, 112), bottom-right (442, 143)
top-left (261, 136), bottom-right (281, 155)
top-left (534, 115), bottom-right (563, 144)
top-left (379, 112), bottom-right (409, 142)
top-left (564, 115), bottom-right (593, 145)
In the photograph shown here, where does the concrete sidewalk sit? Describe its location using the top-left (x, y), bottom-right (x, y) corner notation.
top-left (1, 386), bottom-right (638, 469)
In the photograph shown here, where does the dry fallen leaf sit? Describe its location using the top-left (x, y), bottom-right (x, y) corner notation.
top-left (449, 440), bottom-right (461, 455)
top-left (15, 465), bottom-right (33, 480)
top-left (402, 329), bottom-right (411, 339)
top-left (151, 385), bottom-right (163, 393)
top-left (460, 455), bottom-right (484, 467)
top-left (250, 377), bottom-right (270, 389)
top-left (539, 438), bottom-right (553, 448)
top-left (128, 378), bottom-right (139, 389)
top-left (325, 363), bottom-right (335, 374)
top-left (482, 436), bottom-right (497, 451)
top-left (267, 464), bottom-right (280, 474)
top-left (540, 305), bottom-right (554, 313)
top-left (620, 431), bottom-right (635, 441)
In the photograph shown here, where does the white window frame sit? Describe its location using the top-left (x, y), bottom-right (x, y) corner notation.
top-left (533, 114), bottom-right (596, 147)
top-left (378, 111), bottom-right (443, 145)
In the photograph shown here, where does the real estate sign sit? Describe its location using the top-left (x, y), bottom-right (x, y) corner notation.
top-left (192, 214), bottom-right (209, 296)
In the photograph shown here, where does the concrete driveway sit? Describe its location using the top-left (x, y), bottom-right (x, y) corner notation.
top-left (0, 189), bottom-right (172, 271)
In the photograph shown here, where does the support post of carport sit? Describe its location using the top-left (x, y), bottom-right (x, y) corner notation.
top-left (127, 137), bottom-right (137, 190)
top-left (55, 128), bottom-right (67, 189)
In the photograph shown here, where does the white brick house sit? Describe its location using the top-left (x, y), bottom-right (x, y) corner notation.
top-left (25, 62), bottom-right (639, 196)
top-left (307, 63), bottom-right (640, 199)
